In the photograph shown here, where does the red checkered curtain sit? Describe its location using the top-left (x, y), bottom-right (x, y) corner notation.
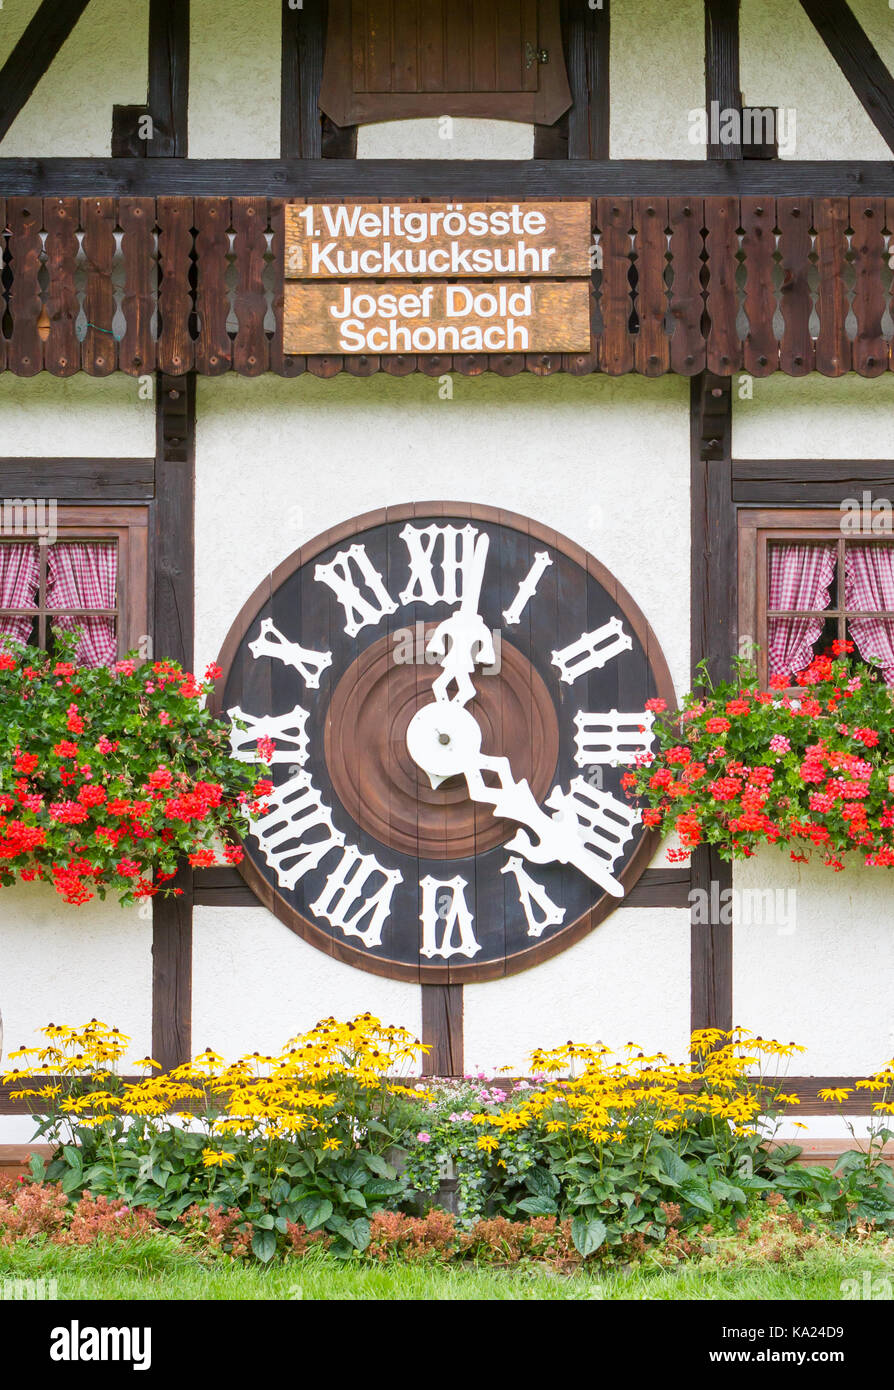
top-left (47, 542), bottom-right (117, 668)
top-left (0, 543), bottom-right (39, 646)
top-left (767, 543), bottom-right (836, 680)
top-left (845, 545), bottom-right (894, 684)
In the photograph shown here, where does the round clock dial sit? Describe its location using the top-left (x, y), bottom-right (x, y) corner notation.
top-left (213, 504), bottom-right (675, 982)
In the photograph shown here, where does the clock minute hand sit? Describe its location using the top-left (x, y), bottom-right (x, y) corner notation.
top-left (426, 532), bottom-right (495, 707)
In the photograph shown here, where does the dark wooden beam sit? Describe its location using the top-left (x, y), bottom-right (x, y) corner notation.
top-left (147, 0), bottom-right (190, 157)
top-left (539, 0), bottom-right (610, 160)
top-left (3, 158), bottom-right (894, 198)
top-left (281, 0), bottom-right (324, 158)
top-left (151, 373), bottom-right (195, 1071)
top-left (690, 374), bottom-right (736, 1034)
top-left (705, 0), bottom-right (741, 160)
top-left (0, 458), bottom-right (154, 499)
top-left (421, 985), bottom-right (464, 1078)
top-left (732, 458), bottom-right (894, 503)
top-left (800, 0), bottom-right (894, 155)
top-left (0, 0), bottom-right (92, 145)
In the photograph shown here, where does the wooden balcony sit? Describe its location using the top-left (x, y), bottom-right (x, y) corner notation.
top-left (1, 193), bottom-right (893, 379)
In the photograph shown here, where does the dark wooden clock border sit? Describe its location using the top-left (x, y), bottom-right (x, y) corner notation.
top-left (210, 500), bottom-right (677, 984)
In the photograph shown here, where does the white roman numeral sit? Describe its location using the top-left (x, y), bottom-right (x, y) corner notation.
top-left (419, 875), bottom-right (480, 960)
top-left (315, 543), bottom-right (398, 638)
top-left (310, 845), bottom-right (402, 950)
top-left (545, 777), bottom-right (640, 873)
top-left (501, 856), bottom-right (565, 939)
top-left (248, 618), bottom-right (333, 688)
top-left (502, 550), bottom-right (553, 626)
top-left (573, 709), bottom-right (655, 767)
top-left (227, 704), bottom-right (310, 766)
top-left (248, 771), bottom-right (344, 891)
top-left (551, 616), bottom-right (632, 684)
top-left (399, 523), bottom-right (488, 607)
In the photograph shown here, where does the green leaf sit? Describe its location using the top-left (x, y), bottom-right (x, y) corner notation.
top-left (364, 1153), bottom-right (397, 1179)
top-left (679, 1179), bottom-right (714, 1213)
top-left (62, 1144), bottom-right (82, 1174)
top-left (345, 1189), bottom-right (367, 1209)
top-left (571, 1217), bottom-right (607, 1257)
top-left (297, 1196), bottom-right (334, 1231)
top-left (251, 1227), bottom-right (277, 1262)
top-left (517, 1195), bottom-right (557, 1216)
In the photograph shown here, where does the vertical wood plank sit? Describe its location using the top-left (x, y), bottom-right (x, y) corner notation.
top-left (776, 197), bottom-right (814, 376)
top-left (421, 986), bottom-right (463, 1077)
top-left (80, 196), bottom-right (117, 376)
top-left (668, 197), bottom-right (706, 375)
top-left (850, 196), bottom-right (887, 376)
top-left (281, 0), bottom-right (325, 157)
top-left (6, 197), bottom-right (43, 377)
top-left (268, 198), bottom-right (305, 377)
top-left (0, 198), bottom-right (5, 374)
top-left (156, 195), bottom-right (194, 376)
top-left (889, 198), bottom-right (894, 376)
top-left (596, 196), bottom-right (634, 375)
top-left (740, 196), bottom-right (777, 376)
top-left (633, 196), bottom-right (670, 376)
top-left (42, 196), bottom-right (79, 377)
top-left (147, 0), bottom-right (190, 157)
top-left (152, 372), bottom-right (196, 1071)
top-left (118, 197), bottom-right (157, 377)
top-left (231, 197), bottom-right (270, 376)
top-left (193, 197), bottom-right (232, 375)
top-left (563, 0), bottom-right (610, 159)
top-left (689, 373), bottom-right (735, 1033)
top-left (704, 197), bottom-right (742, 374)
top-left (814, 196), bottom-right (850, 377)
top-left (705, 0), bottom-right (741, 160)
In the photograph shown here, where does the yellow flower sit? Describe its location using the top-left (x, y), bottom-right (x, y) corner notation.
top-left (322, 1137), bottom-right (342, 1151)
top-left (201, 1149), bottom-right (235, 1168)
top-left (817, 1088), bottom-right (852, 1104)
top-left (476, 1136), bottom-right (499, 1153)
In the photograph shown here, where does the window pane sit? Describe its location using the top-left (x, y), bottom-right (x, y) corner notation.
top-left (0, 542), bottom-right (39, 647)
top-left (766, 543), bottom-right (835, 679)
top-left (46, 542), bottom-right (118, 667)
top-left (844, 545), bottom-right (894, 683)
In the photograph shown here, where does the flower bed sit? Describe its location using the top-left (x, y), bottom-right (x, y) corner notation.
top-left (6, 1016), bottom-right (894, 1264)
top-left (0, 639), bottom-right (266, 903)
top-left (626, 649), bottom-right (894, 871)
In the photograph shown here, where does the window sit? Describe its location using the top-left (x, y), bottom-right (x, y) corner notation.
top-left (739, 509), bottom-right (894, 687)
top-left (319, 0), bottom-right (571, 126)
top-left (0, 506), bottom-right (148, 667)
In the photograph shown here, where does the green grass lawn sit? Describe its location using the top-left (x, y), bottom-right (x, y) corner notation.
top-left (3, 1237), bottom-right (894, 1300)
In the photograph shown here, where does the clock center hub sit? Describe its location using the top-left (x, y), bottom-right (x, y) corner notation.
top-left (406, 701), bottom-right (482, 788)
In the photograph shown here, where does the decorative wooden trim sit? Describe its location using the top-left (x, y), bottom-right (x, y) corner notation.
top-left (151, 373), bottom-right (195, 1071)
top-left (147, 0), bottom-right (190, 158)
top-left (209, 501), bottom-right (677, 984)
top-left (6, 159), bottom-right (894, 199)
top-left (0, 459), bottom-right (155, 499)
top-left (690, 374), bottom-right (736, 1032)
top-left (421, 985), bottom-right (464, 1078)
top-left (0, 0), bottom-right (92, 145)
top-left (799, 0), bottom-right (894, 156)
top-left (705, 0), bottom-right (742, 161)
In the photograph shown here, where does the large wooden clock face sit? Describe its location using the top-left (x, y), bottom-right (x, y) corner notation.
top-left (214, 504), bottom-right (675, 982)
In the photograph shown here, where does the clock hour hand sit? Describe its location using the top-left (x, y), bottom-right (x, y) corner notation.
top-left (426, 532), bottom-right (495, 707)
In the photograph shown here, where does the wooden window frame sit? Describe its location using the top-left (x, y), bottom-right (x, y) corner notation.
top-left (0, 504), bottom-right (149, 660)
top-left (738, 507), bottom-right (894, 688)
top-left (319, 0), bottom-right (571, 127)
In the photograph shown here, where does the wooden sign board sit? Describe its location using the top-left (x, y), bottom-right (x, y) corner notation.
top-left (282, 280), bottom-right (592, 355)
top-left (284, 201), bottom-right (592, 279)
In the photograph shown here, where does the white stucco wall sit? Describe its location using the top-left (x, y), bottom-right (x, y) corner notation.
top-left (0, 374), bottom-right (155, 457)
top-left (740, 0), bottom-right (892, 160)
top-left (0, 883), bottom-right (151, 1064)
top-left (0, 0), bottom-right (148, 157)
top-left (610, 0), bottom-right (706, 159)
top-left (733, 374), bottom-right (894, 460)
top-left (189, 0), bottom-right (280, 157)
top-left (357, 119), bottom-right (534, 160)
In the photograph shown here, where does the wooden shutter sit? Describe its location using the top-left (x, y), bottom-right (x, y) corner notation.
top-left (319, 0), bottom-right (571, 125)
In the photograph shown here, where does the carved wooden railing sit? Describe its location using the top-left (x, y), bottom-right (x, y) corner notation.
top-left (1, 195), bottom-right (893, 378)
